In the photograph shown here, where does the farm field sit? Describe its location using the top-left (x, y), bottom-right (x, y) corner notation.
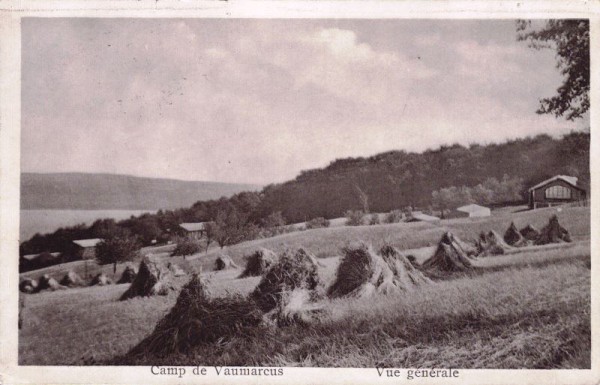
top-left (20, 209), bottom-right (157, 241)
top-left (189, 206), bottom-right (590, 270)
top-left (19, 206), bottom-right (591, 368)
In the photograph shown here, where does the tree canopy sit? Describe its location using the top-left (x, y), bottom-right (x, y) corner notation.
top-left (96, 235), bottom-right (141, 274)
top-left (517, 19), bottom-right (590, 120)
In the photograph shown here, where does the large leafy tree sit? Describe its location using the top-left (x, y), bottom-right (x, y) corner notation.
top-left (517, 19), bottom-right (590, 120)
top-left (96, 234), bottom-right (140, 275)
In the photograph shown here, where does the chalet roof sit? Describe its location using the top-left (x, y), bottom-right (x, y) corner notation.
top-left (528, 175), bottom-right (579, 191)
top-left (456, 204), bottom-right (490, 213)
top-left (410, 212), bottom-right (440, 222)
top-left (179, 222), bottom-right (207, 232)
top-left (72, 238), bottom-right (103, 248)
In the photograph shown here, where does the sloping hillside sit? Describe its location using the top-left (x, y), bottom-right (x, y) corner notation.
top-left (259, 132), bottom-right (589, 222)
top-left (21, 173), bottom-right (260, 210)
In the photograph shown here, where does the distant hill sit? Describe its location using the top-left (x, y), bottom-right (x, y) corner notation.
top-left (21, 173), bottom-right (261, 210)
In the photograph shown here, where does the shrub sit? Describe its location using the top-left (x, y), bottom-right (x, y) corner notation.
top-left (369, 213), bottom-right (380, 225)
top-left (306, 217), bottom-right (330, 229)
top-left (345, 210), bottom-right (365, 226)
top-left (171, 236), bottom-right (201, 258)
top-left (385, 210), bottom-right (404, 224)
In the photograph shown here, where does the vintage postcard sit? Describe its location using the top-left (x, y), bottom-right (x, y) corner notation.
top-left (0, 1), bottom-right (598, 384)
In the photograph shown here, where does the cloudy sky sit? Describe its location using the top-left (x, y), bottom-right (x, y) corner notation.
top-left (22, 18), bottom-right (588, 185)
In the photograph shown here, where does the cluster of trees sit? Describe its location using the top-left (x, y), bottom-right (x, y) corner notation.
top-left (19, 131), bottom-right (589, 259)
top-left (431, 175), bottom-right (524, 218)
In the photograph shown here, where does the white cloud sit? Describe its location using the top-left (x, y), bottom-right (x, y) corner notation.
top-left (454, 39), bottom-right (523, 80)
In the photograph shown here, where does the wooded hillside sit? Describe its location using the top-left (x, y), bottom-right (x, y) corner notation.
top-left (20, 132), bottom-right (589, 257)
top-left (259, 132), bottom-right (589, 222)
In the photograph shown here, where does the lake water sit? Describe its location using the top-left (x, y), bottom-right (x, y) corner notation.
top-left (20, 209), bottom-right (157, 241)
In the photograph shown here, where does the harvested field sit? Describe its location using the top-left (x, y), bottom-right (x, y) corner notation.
top-left (17, 207), bottom-right (591, 368)
top-left (19, 236), bottom-right (590, 367)
top-left (20, 207), bottom-right (590, 280)
top-left (117, 260), bottom-right (590, 368)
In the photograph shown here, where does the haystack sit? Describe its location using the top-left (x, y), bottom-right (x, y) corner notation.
top-left (238, 248), bottom-right (278, 278)
top-left (19, 278), bottom-right (38, 293)
top-left (328, 243), bottom-right (430, 298)
top-left (477, 230), bottom-right (511, 256)
top-left (214, 255), bottom-right (239, 271)
top-left (263, 288), bottom-right (325, 327)
top-left (90, 273), bottom-right (113, 286)
top-left (379, 245), bottom-right (432, 289)
top-left (520, 224), bottom-right (540, 241)
top-left (251, 248), bottom-right (320, 313)
top-left (60, 270), bottom-right (85, 287)
top-left (168, 262), bottom-right (186, 277)
top-left (422, 232), bottom-right (473, 272)
top-left (117, 265), bottom-right (137, 284)
top-left (503, 222), bottom-right (526, 247)
top-left (455, 238), bottom-right (478, 257)
top-left (124, 273), bottom-right (263, 357)
top-left (37, 274), bottom-right (66, 291)
top-left (120, 257), bottom-right (173, 300)
top-left (535, 215), bottom-right (572, 245)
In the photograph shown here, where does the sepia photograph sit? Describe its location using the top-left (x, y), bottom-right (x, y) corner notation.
top-left (0, 2), bottom-right (597, 383)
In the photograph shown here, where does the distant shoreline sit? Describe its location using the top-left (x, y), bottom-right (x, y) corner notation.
top-left (20, 209), bottom-right (158, 241)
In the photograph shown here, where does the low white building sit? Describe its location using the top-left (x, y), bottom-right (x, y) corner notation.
top-left (453, 204), bottom-right (491, 218)
top-left (406, 211), bottom-right (440, 223)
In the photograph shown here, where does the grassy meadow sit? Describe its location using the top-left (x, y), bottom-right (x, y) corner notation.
top-left (18, 206), bottom-right (591, 368)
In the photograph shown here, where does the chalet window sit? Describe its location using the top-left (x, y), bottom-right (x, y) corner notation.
top-left (545, 185), bottom-right (571, 199)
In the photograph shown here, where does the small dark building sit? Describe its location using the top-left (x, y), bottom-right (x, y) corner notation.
top-left (72, 238), bottom-right (103, 260)
top-left (20, 252), bottom-right (62, 272)
top-left (528, 175), bottom-right (586, 209)
top-left (179, 222), bottom-right (207, 239)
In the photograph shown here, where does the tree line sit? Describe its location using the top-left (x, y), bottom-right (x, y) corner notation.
top-left (20, 131), bottom-right (589, 259)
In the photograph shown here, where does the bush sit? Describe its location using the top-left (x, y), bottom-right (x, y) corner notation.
top-left (306, 217), bottom-right (330, 229)
top-left (385, 210), bottom-right (404, 224)
top-left (369, 213), bottom-right (380, 225)
top-left (171, 236), bottom-right (201, 258)
top-left (345, 210), bottom-right (365, 226)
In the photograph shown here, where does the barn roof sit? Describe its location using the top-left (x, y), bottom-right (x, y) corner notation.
top-left (456, 204), bottom-right (490, 213)
top-left (72, 238), bottom-right (103, 248)
top-left (528, 175), bottom-right (579, 191)
top-left (179, 222), bottom-right (207, 232)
